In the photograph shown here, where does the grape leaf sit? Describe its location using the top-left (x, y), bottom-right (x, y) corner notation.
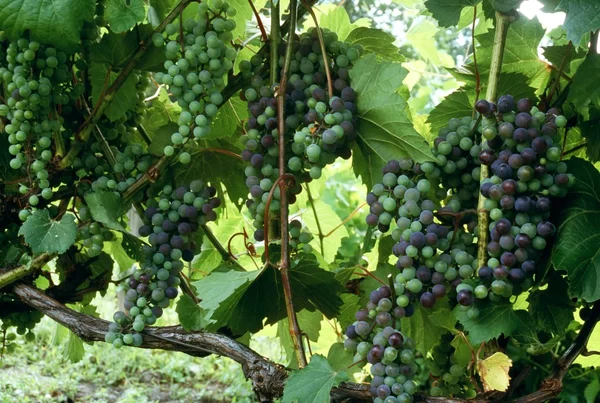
top-left (121, 232), bottom-right (146, 263)
top-left (552, 158), bottom-right (600, 302)
top-left (19, 210), bottom-right (77, 255)
top-left (105, 0), bottom-right (146, 33)
top-left (451, 334), bottom-right (474, 367)
top-left (542, 44), bottom-right (587, 74)
top-left (282, 354), bottom-right (348, 403)
top-left (191, 218), bottom-right (247, 275)
top-left (84, 190), bottom-right (127, 232)
top-left (476, 352), bottom-right (512, 392)
top-left (63, 332), bottom-right (85, 363)
top-left (567, 53), bottom-right (600, 108)
top-left (327, 342), bottom-right (362, 375)
top-left (527, 273), bottom-right (575, 334)
top-left (337, 293), bottom-right (361, 330)
top-left (486, 0), bottom-right (522, 12)
top-left (90, 26), bottom-right (166, 71)
top-left (278, 310), bottom-right (322, 367)
top-left (302, 199), bottom-right (349, 262)
top-left (579, 107), bottom-right (600, 162)
top-left (476, 17), bottom-right (550, 91)
top-left (424, 0), bottom-right (477, 28)
top-left (454, 301), bottom-right (522, 344)
top-left (345, 27), bottom-right (403, 62)
top-left (406, 17), bottom-right (441, 64)
top-left (193, 268), bottom-right (262, 332)
top-left (176, 294), bottom-right (205, 331)
top-left (195, 258), bottom-right (344, 335)
top-left (225, 0), bottom-right (268, 40)
top-left (302, 5), bottom-right (370, 41)
top-left (557, 0), bottom-right (600, 45)
top-left (426, 89), bottom-right (474, 136)
top-left (174, 142), bottom-right (247, 209)
top-left (402, 301), bottom-right (456, 354)
top-left (513, 311), bottom-right (563, 355)
top-left (349, 55), bottom-right (434, 188)
top-left (90, 63), bottom-right (138, 122)
top-left (0, 0), bottom-right (94, 51)
top-left (207, 97), bottom-right (248, 140)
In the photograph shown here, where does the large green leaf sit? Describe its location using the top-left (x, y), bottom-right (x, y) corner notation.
top-left (207, 97), bottom-right (248, 140)
top-left (527, 273), bottom-right (575, 334)
top-left (302, 4), bottom-right (370, 41)
top-left (344, 28), bottom-right (403, 62)
top-left (568, 53), bottom-right (600, 109)
top-left (0, 0), bottom-right (94, 50)
top-left (349, 55), bottom-right (434, 188)
top-left (176, 294), bottom-right (205, 331)
top-left (277, 310), bottom-right (322, 367)
top-left (426, 89), bottom-right (474, 136)
top-left (557, 0), bottom-right (600, 45)
top-left (282, 354), bottom-right (348, 403)
top-left (454, 301), bottom-right (523, 344)
top-left (19, 210), bottom-right (77, 255)
top-left (402, 301), bottom-right (456, 354)
top-left (193, 257), bottom-right (344, 334)
top-left (512, 311), bottom-right (563, 355)
top-left (552, 158), bottom-right (600, 302)
top-left (105, 0), bottom-right (146, 33)
top-left (579, 107), bottom-right (600, 162)
top-left (90, 63), bottom-right (138, 122)
top-left (425, 0), bottom-right (477, 27)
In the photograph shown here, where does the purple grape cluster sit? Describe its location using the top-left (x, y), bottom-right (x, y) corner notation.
top-left (239, 28), bottom-right (360, 242)
top-left (344, 285), bottom-right (419, 402)
top-left (106, 180), bottom-right (220, 348)
top-left (471, 95), bottom-right (573, 303)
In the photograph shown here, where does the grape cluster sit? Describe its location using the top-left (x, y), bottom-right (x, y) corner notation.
top-left (426, 335), bottom-right (475, 398)
top-left (153, 0), bottom-right (238, 163)
top-left (1, 306), bottom-right (43, 354)
top-left (344, 285), bottom-right (420, 403)
top-left (365, 159), bottom-right (478, 313)
top-left (106, 180), bottom-right (220, 347)
top-left (361, 94), bottom-right (573, 318)
top-left (241, 28), bottom-right (361, 241)
top-left (470, 95), bottom-right (572, 303)
top-left (289, 219), bottom-right (314, 254)
top-left (0, 35), bottom-right (78, 214)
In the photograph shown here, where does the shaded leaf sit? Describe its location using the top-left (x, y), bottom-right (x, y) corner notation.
top-left (90, 63), bottom-right (138, 122)
top-left (105, 0), bottom-right (146, 33)
top-left (527, 273), bottom-right (575, 333)
top-left (84, 190), bottom-right (127, 231)
top-left (176, 294), bottom-right (205, 331)
top-left (552, 158), bottom-right (600, 302)
top-left (557, 0), bottom-right (600, 45)
top-left (454, 301), bottom-right (522, 344)
top-left (568, 53), bottom-right (600, 108)
top-left (425, 0), bottom-right (476, 27)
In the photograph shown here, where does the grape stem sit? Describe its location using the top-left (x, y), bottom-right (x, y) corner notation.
top-left (274, 0), bottom-right (307, 368)
top-left (471, 3), bottom-right (480, 116)
top-left (302, 0), bottom-right (334, 96)
top-left (262, 173), bottom-right (296, 266)
top-left (324, 201), bottom-right (367, 237)
top-left (248, 0), bottom-right (268, 42)
top-left (304, 184), bottom-right (325, 256)
top-left (200, 224), bottom-right (246, 271)
top-left (476, 12), bottom-right (512, 271)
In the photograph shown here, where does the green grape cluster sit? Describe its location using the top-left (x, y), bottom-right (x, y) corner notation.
top-left (426, 335), bottom-right (475, 398)
top-left (106, 180), bottom-right (221, 347)
top-left (76, 206), bottom-right (115, 257)
top-left (0, 35), bottom-right (79, 215)
top-left (1, 304), bottom-right (43, 354)
top-left (153, 0), bottom-right (238, 163)
top-left (289, 219), bottom-right (314, 254)
top-left (240, 28), bottom-right (361, 242)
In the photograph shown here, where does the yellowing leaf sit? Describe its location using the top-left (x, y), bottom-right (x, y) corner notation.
top-left (476, 352), bottom-right (512, 392)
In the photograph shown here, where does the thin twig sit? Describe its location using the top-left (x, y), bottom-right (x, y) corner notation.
top-left (324, 201), bottom-right (367, 238)
top-left (302, 1), bottom-right (333, 96)
top-left (248, 0), bottom-right (268, 41)
top-left (304, 184), bottom-right (325, 256)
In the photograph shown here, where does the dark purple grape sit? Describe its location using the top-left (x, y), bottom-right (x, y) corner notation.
top-left (145, 207), bottom-right (158, 220)
top-left (501, 252), bottom-right (517, 267)
top-left (536, 197), bottom-right (551, 213)
top-left (475, 99), bottom-right (491, 114)
top-left (515, 234), bottom-right (531, 248)
top-left (416, 266), bottom-right (431, 283)
top-left (515, 112), bottom-right (532, 128)
top-left (498, 95), bottom-right (515, 113)
top-left (500, 195), bottom-right (515, 210)
top-left (495, 218), bottom-right (512, 235)
top-left (521, 148), bottom-right (537, 165)
top-left (182, 249), bottom-right (194, 262)
top-left (515, 248), bottom-right (529, 262)
top-left (489, 185), bottom-right (504, 201)
top-left (366, 213), bottom-right (378, 226)
top-left (261, 135), bottom-right (275, 148)
top-left (457, 290), bottom-right (474, 306)
top-left (508, 154), bottom-right (524, 169)
top-left (513, 128), bottom-right (528, 143)
top-left (175, 186), bottom-right (188, 200)
top-left (537, 221), bottom-right (556, 238)
top-left (393, 307), bottom-right (406, 319)
top-left (521, 260), bottom-right (536, 275)
top-left (420, 292), bottom-right (436, 308)
top-left (159, 244), bottom-right (171, 255)
top-left (378, 286), bottom-right (392, 298)
top-left (346, 325), bottom-right (358, 339)
top-left (370, 290), bottom-right (382, 304)
top-left (355, 309), bottom-right (369, 321)
top-left (479, 150), bottom-right (496, 165)
top-left (479, 266), bottom-right (493, 281)
top-left (554, 173), bottom-right (569, 187)
top-left (517, 98), bottom-right (532, 112)
top-left (508, 268), bottom-right (526, 283)
top-left (388, 332), bottom-right (404, 347)
top-left (369, 345), bottom-right (384, 363)
top-left (136, 283), bottom-right (149, 296)
top-left (487, 241), bottom-right (501, 255)
top-left (480, 182), bottom-right (493, 198)
top-left (432, 284), bottom-right (446, 299)
top-left (425, 233), bottom-right (439, 247)
top-left (501, 179), bottom-right (517, 195)
top-left (431, 272), bottom-right (445, 285)
top-left (178, 222), bottom-right (192, 235)
top-left (493, 163), bottom-right (513, 180)
top-left (493, 265), bottom-right (509, 279)
top-left (499, 122), bottom-right (515, 138)
top-left (410, 232), bottom-right (426, 249)
top-left (165, 286), bottom-right (178, 299)
top-left (156, 232), bottom-right (169, 245)
top-left (531, 137), bottom-right (548, 154)
top-left (138, 225), bottom-right (152, 237)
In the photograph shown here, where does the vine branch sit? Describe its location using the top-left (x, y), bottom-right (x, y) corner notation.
top-left (0, 253), bottom-right (55, 291)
